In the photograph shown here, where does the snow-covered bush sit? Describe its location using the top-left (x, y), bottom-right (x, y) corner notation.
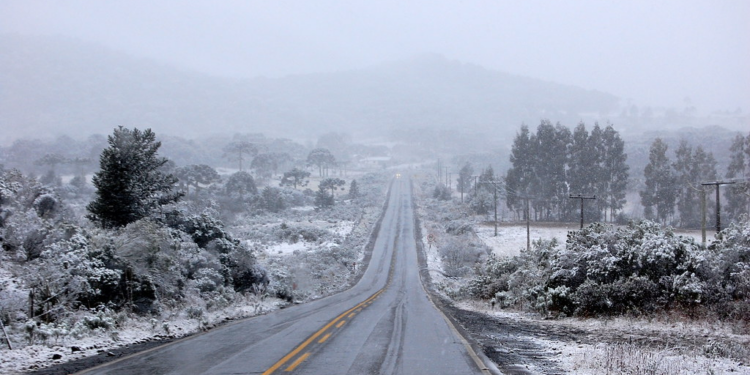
top-left (439, 236), bottom-right (488, 277)
top-left (469, 219), bottom-right (750, 319)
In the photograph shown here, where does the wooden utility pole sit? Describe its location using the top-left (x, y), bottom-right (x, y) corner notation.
top-left (480, 180), bottom-right (503, 237)
top-left (701, 187), bottom-right (707, 247)
top-left (569, 194), bottom-right (597, 229)
top-left (701, 181), bottom-right (736, 233)
top-left (0, 319), bottom-right (12, 350)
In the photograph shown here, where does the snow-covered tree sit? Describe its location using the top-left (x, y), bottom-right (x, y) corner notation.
top-left (280, 167), bottom-right (311, 189)
top-left (319, 178), bottom-right (346, 199)
top-left (640, 138), bottom-right (677, 224)
top-left (222, 141), bottom-right (258, 172)
top-left (175, 164), bottom-right (221, 195)
top-left (725, 132), bottom-right (750, 223)
top-left (225, 171), bottom-right (258, 198)
top-left (87, 126), bottom-right (182, 228)
top-left (456, 162), bottom-right (473, 203)
top-left (307, 148), bottom-right (336, 177)
top-left (348, 179), bottom-right (360, 199)
top-left (598, 125), bottom-right (629, 221)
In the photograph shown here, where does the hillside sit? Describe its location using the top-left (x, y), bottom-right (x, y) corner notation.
top-left (0, 35), bottom-right (619, 143)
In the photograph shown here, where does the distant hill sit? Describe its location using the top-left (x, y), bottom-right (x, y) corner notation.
top-left (0, 35), bottom-right (619, 143)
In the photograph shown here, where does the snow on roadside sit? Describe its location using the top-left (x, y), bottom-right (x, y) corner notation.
top-left (475, 224), bottom-right (574, 258)
top-left (0, 296), bottom-right (285, 374)
top-left (456, 300), bottom-right (749, 375)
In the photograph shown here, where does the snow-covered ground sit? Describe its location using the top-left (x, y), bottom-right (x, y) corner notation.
top-left (457, 300), bottom-right (749, 375)
top-left (476, 223), bottom-right (717, 258)
top-left (475, 223), bottom-right (575, 257)
top-left (0, 214), bottom-right (365, 374)
top-left (0, 296), bottom-right (284, 374)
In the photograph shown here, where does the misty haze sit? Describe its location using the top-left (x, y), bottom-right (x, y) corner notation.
top-left (0, 1), bottom-right (748, 374)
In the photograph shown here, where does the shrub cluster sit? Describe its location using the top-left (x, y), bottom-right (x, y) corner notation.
top-left (469, 219), bottom-right (750, 319)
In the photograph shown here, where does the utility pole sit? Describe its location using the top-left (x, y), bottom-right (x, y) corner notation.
top-left (524, 196), bottom-right (530, 252)
top-left (473, 176), bottom-right (478, 197)
top-left (701, 187), bottom-right (707, 247)
top-left (701, 180), bottom-right (736, 233)
top-left (459, 175), bottom-right (464, 203)
top-left (437, 159), bottom-right (441, 184)
top-left (480, 180), bottom-right (503, 237)
top-left (569, 194), bottom-right (597, 229)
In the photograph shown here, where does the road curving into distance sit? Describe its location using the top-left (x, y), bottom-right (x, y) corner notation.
top-left (77, 176), bottom-right (490, 375)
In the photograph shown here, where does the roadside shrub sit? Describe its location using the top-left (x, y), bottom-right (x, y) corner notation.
top-left (469, 219), bottom-right (750, 319)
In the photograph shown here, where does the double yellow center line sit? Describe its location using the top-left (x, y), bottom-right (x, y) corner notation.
top-left (261, 288), bottom-right (385, 374)
top-left (263, 204), bottom-right (402, 374)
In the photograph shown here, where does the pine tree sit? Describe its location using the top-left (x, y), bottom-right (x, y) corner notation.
top-left (456, 162), bottom-right (473, 203)
top-left (599, 125), bottom-right (629, 221)
top-left (348, 179), bottom-right (360, 199)
top-left (505, 126), bottom-right (533, 217)
top-left (640, 138), bottom-right (677, 224)
top-left (566, 123), bottom-right (591, 220)
top-left (531, 121), bottom-right (569, 220)
top-left (673, 140), bottom-right (695, 227)
top-left (692, 146), bottom-right (717, 227)
top-left (725, 132), bottom-right (750, 223)
top-left (87, 127), bottom-right (181, 228)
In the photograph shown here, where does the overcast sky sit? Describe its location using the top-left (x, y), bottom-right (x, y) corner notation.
top-left (2, 0), bottom-right (748, 113)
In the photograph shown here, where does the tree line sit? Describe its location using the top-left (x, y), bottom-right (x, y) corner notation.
top-left (452, 121), bottom-right (748, 228)
top-left (640, 133), bottom-right (749, 227)
top-left (503, 120), bottom-right (629, 222)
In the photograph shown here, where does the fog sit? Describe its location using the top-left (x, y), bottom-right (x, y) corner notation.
top-left (2, 0), bottom-right (748, 113)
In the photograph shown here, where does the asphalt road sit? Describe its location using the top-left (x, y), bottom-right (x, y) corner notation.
top-left (78, 177), bottom-right (487, 375)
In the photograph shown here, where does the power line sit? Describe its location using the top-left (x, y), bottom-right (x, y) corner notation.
top-left (568, 194), bottom-right (596, 229)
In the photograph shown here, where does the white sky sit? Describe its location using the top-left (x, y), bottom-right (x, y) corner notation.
top-left (1, 0), bottom-right (748, 113)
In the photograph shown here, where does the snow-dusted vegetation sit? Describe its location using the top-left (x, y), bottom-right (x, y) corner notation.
top-left (413, 172), bottom-right (749, 372)
top-left (0, 129), bottom-right (390, 373)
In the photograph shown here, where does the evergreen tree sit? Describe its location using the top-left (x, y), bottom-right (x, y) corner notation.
top-left (640, 138), bottom-right (677, 224)
top-left (531, 121), bottom-right (569, 220)
top-left (260, 187), bottom-right (284, 213)
top-left (225, 171), bottom-right (258, 198)
top-left (566, 123), bottom-right (592, 220)
top-left (599, 125), bottom-right (629, 221)
top-left (725, 133), bottom-right (750, 223)
top-left (87, 127), bottom-right (181, 228)
top-left (673, 140), bottom-right (696, 227)
top-left (692, 146), bottom-right (717, 226)
top-left (505, 126), bottom-right (534, 217)
top-left (314, 188), bottom-right (334, 208)
top-left (307, 148), bottom-right (336, 177)
top-left (174, 164), bottom-right (220, 195)
top-left (280, 167), bottom-right (311, 189)
top-left (456, 162), bottom-right (474, 203)
top-left (566, 122), bottom-right (602, 222)
top-left (318, 178), bottom-right (346, 199)
top-left (222, 141), bottom-right (258, 172)
top-left (473, 166), bottom-right (496, 215)
top-left (348, 179), bottom-right (360, 199)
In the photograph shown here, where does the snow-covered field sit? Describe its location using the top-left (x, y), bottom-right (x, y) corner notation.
top-left (476, 223), bottom-right (717, 258)
top-left (475, 223), bottom-right (575, 257)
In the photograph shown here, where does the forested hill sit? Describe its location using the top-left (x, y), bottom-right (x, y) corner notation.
top-left (0, 35), bottom-right (619, 142)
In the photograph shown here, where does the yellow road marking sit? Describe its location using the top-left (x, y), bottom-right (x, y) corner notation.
top-left (348, 312), bottom-right (356, 318)
top-left (284, 352), bottom-right (311, 372)
top-left (262, 289), bottom-right (384, 375)
top-left (336, 320), bottom-right (346, 328)
top-left (318, 333), bottom-right (332, 343)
